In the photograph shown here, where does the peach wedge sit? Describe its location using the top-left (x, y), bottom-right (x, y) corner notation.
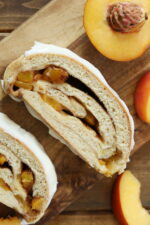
top-left (135, 72), bottom-right (150, 123)
top-left (112, 170), bottom-right (150, 225)
top-left (84, 0), bottom-right (150, 61)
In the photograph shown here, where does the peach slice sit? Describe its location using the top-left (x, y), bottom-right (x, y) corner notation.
top-left (112, 170), bottom-right (150, 225)
top-left (135, 72), bottom-right (150, 123)
top-left (0, 179), bottom-right (10, 191)
top-left (84, 0), bottom-right (150, 61)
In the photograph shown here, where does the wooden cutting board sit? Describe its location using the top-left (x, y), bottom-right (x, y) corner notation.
top-left (0, 0), bottom-right (150, 224)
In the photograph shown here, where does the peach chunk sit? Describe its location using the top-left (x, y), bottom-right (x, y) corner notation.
top-left (43, 66), bottom-right (69, 84)
top-left (32, 197), bottom-right (44, 211)
top-left (135, 72), bottom-right (150, 123)
top-left (0, 179), bottom-right (10, 191)
top-left (112, 170), bottom-right (150, 225)
top-left (0, 154), bottom-right (7, 165)
top-left (0, 217), bottom-right (21, 225)
top-left (41, 94), bottom-right (64, 112)
top-left (14, 81), bottom-right (33, 90)
top-left (17, 71), bottom-right (34, 83)
top-left (84, 111), bottom-right (97, 127)
top-left (21, 170), bottom-right (34, 191)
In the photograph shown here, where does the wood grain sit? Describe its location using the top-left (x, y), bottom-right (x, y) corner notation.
top-left (0, 0), bottom-right (50, 31)
top-left (0, 0), bottom-right (150, 224)
top-left (0, 33), bottom-right (9, 40)
top-left (45, 212), bottom-right (119, 225)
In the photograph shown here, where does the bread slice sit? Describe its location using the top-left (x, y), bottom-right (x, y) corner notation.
top-left (3, 42), bottom-right (134, 176)
top-left (0, 112), bottom-right (57, 224)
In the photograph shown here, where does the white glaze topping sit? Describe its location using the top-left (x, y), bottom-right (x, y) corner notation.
top-left (0, 112), bottom-right (57, 206)
top-left (25, 42), bottom-right (134, 150)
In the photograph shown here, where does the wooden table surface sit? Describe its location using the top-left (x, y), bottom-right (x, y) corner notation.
top-left (0, 1), bottom-right (150, 225)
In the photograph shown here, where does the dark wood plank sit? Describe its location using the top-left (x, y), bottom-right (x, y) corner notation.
top-left (45, 209), bottom-right (150, 225)
top-left (0, 0), bottom-right (50, 30)
top-left (0, 33), bottom-right (9, 40)
top-left (43, 212), bottom-right (119, 225)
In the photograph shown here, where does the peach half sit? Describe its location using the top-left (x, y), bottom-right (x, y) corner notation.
top-left (84, 0), bottom-right (150, 61)
top-left (112, 170), bottom-right (150, 225)
top-left (135, 72), bottom-right (150, 124)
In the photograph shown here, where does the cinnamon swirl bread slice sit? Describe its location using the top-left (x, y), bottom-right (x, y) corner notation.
top-left (0, 113), bottom-right (57, 224)
top-left (3, 42), bottom-right (134, 176)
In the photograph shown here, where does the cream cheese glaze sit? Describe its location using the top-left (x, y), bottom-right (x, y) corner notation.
top-left (0, 112), bottom-right (57, 207)
top-left (25, 42), bottom-right (134, 150)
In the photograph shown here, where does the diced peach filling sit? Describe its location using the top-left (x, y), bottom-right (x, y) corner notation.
top-left (14, 66), bottom-right (69, 90)
top-left (99, 159), bottom-right (106, 166)
top-left (0, 217), bottom-right (21, 225)
top-left (33, 74), bottom-right (49, 82)
top-left (43, 66), bottom-right (69, 84)
top-left (41, 94), bottom-right (64, 112)
top-left (99, 151), bottom-right (122, 169)
top-left (84, 111), bottom-right (97, 127)
top-left (21, 170), bottom-right (34, 191)
top-left (20, 170), bottom-right (45, 213)
top-left (0, 178), bottom-right (10, 191)
top-left (14, 81), bottom-right (33, 90)
top-left (32, 197), bottom-right (44, 211)
top-left (0, 154), bottom-right (7, 165)
top-left (15, 66), bottom-right (99, 134)
top-left (17, 71), bottom-right (34, 83)
top-left (0, 156), bottom-right (44, 214)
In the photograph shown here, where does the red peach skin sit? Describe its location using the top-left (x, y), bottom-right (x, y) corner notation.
top-left (135, 72), bottom-right (150, 123)
top-left (112, 170), bottom-right (150, 225)
top-left (112, 173), bottom-right (128, 225)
